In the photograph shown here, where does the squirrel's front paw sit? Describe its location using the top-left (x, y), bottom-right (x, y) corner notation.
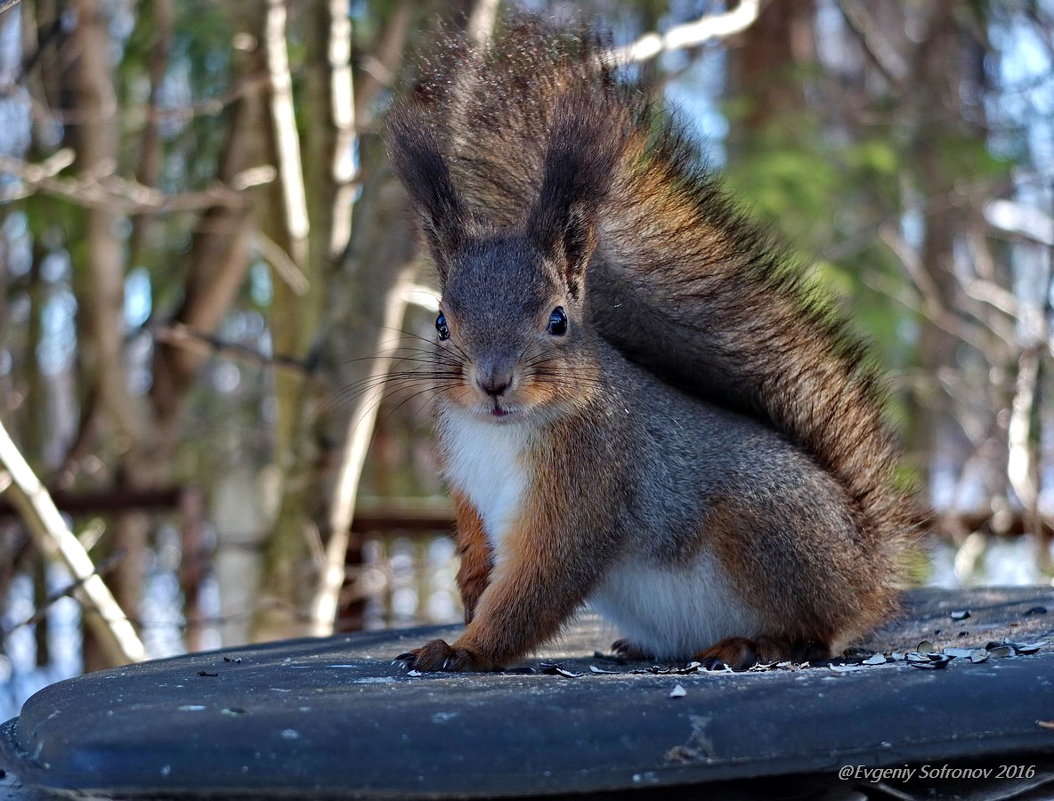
top-left (395, 639), bottom-right (498, 672)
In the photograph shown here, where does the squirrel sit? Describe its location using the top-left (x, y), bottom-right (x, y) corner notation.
top-left (384, 19), bottom-right (922, 672)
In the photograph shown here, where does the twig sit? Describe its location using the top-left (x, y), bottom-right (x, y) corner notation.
top-left (403, 283), bottom-right (440, 312)
top-left (836, 0), bottom-right (909, 87)
top-left (610, 0), bottom-right (761, 63)
top-left (0, 418), bottom-right (145, 665)
top-left (354, 0), bottom-right (414, 127)
top-left (255, 230), bottom-right (310, 296)
top-left (878, 223), bottom-right (1005, 354)
top-left (7, 551), bottom-right (125, 632)
top-left (0, 153), bottom-right (249, 213)
top-left (54, 382), bottom-right (100, 486)
top-left (986, 198), bottom-right (1054, 247)
top-left (155, 323), bottom-right (312, 375)
top-left (137, 74), bottom-right (271, 125)
top-left (24, 74), bottom-right (272, 129)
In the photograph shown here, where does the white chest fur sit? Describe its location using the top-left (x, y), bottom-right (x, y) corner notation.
top-left (437, 408), bottom-right (531, 564)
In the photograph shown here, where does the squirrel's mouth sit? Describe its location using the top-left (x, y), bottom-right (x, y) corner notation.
top-left (489, 400), bottom-right (520, 419)
top-left (476, 399), bottom-right (524, 422)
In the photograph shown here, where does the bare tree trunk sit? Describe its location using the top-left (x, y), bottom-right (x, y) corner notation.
top-left (306, 0), bottom-right (458, 637)
top-left (128, 0), bottom-right (173, 270)
top-left (26, 242), bottom-right (49, 666)
top-left (250, 0), bottom-right (422, 641)
top-left (70, 0), bottom-right (142, 449)
top-left (308, 174), bottom-right (415, 635)
top-left (70, 0), bottom-right (150, 668)
top-left (149, 34), bottom-right (267, 449)
top-left (298, 0), bottom-right (357, 635)
top-left (731, 0), bottom-right (815, 133)
top-left (250, 0), bottom-right (318, 641)
top-left (302, 0), bottom-right (356, 272)
top-left (908, 0), bottom-right (997, 520)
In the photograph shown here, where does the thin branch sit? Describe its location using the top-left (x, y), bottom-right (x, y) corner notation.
top-left (836, 0), bottom-right (909, 87)
top-left (354, 0), bottom-right (414, 126)
top-left (264, 0), bottom-right (309, 267)
top-left (255, 230), bottom-right (310, 296)
top-left (961, 278), bottom-right (1019, 319)
top-left (6, 551), bottom-right (124, 633)
top-left (0, 152), bottom-right (253, 213)
top-left (0, 418), bottom-right (145, 665)
top-left (309, 261), bottom-right (415, 636)
top-left (960, 230), bottom-right (1020, 349)
top-left (155, 323), bottom-right (312, 375)
top-left (878, 223), bottom-right (1012, 355)
top-left (54, 383), bottom-right (101, 486)
top-left (403, 283), bottom-right (440, 312)
top-left (985, 198), bottom-right (1054, 247)
top-left (878, 223), bottom-right (948, 320)
top-left (136, 74), bottom-right (271, 125)
top-left (611, 0), bottom-right (761, 64)
top-left (24, 74), bottom-right (273, 129)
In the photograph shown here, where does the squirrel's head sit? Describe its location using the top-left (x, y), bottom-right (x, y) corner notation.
top-left (387, 87), bottom-right (628, 422)
top-left (428, 230), bottom-right (598, 422)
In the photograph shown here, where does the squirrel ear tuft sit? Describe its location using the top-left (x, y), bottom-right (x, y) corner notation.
top-left (385, 109), bottom-right (469, 279)
top-left (528, 90), bottom-right (628, 294)
top-left (532, 200), bottom-right (596, 299)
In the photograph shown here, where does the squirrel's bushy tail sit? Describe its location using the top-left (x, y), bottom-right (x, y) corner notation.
top-left (395, 18), bottom-right (923, 616)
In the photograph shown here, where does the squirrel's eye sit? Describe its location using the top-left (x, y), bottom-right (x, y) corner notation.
top-left (435, 313), bottom-right (450, 341)
top-left (547, 306), bottom-right (568, 336)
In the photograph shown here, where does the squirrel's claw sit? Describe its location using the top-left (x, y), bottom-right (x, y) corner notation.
top-left (394, 638), bottom-right (497, 672)
top-left (698, 656), bottom-right (728, 671)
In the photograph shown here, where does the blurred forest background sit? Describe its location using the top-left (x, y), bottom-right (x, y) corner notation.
top-left (1, 0), bottom-right (1053, 714)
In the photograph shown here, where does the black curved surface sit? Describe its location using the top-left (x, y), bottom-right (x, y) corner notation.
top-left (1, 587), bottom-right (1053, 799)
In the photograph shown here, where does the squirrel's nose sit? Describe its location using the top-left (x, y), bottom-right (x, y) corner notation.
top-left (476, 367), bottom-right (513, 398)
top-left (478, 375), bottom-right (511, 397)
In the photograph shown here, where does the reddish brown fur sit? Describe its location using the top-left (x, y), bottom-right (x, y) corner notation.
top-left (703, 494), bottom-right (886, 648)
top-left (451, 490), bottom-right (491, 624)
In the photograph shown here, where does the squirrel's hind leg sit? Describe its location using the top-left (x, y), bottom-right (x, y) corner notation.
top-left (694, 637), bottom-right (829, 671)
top-left (610, 638), bottom-right (655, 661)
